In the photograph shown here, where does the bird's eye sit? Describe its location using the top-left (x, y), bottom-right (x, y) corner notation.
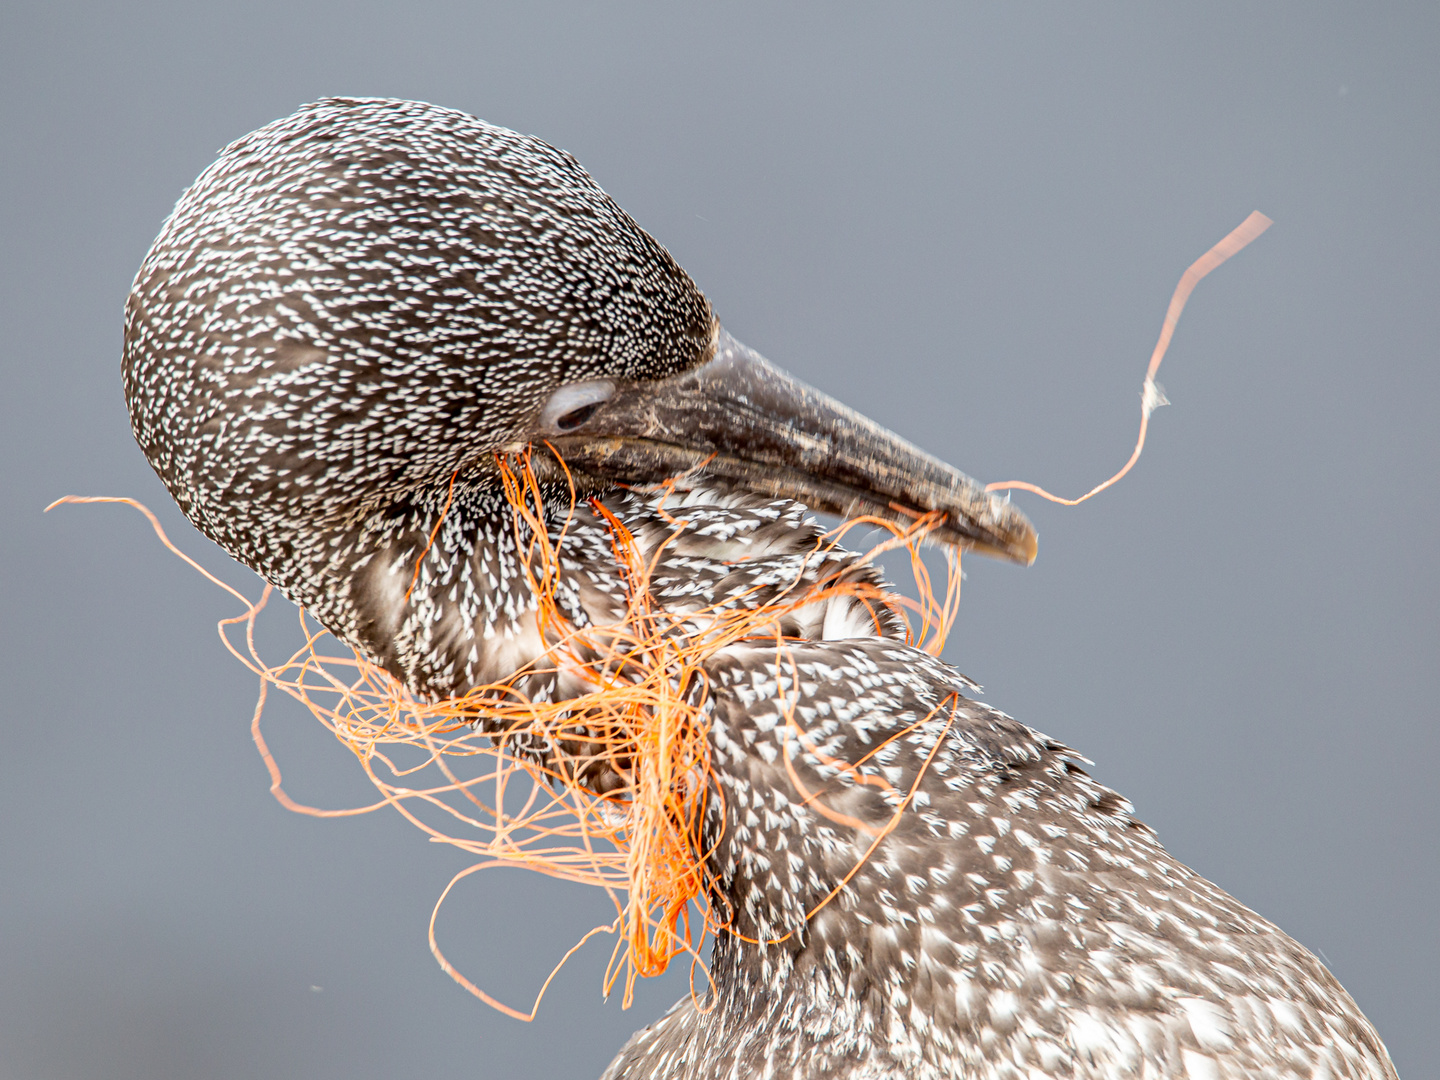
top-left (555, 401), bottom-right (602, 431)
top-left (538, 380), bottom-right (616, 433)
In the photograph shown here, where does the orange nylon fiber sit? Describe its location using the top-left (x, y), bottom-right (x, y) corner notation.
top-left (985, 211), bottom-right (1272, 505)
top-left (47, 462), bottom-right (963, 1019)
top-left (48, 216), bottom-right (1263, 1019)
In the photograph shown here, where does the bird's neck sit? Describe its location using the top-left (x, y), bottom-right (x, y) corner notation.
top-left (690, 641), bottom-right (985, 1071)
top-left (209, 476), bottom-right (901, 704)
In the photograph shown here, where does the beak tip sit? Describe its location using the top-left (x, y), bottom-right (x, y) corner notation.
top-left (1019, 531), bottom-right (1039, 565)
top-left (974, 498), bottom-right (1038, 566)
top-left (976, 529), bottom-right (1037, 566)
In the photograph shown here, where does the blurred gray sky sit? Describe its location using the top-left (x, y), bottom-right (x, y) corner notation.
top-left (2, 3), bottom-right (1436, 1077)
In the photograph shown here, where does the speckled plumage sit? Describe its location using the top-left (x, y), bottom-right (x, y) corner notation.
top-left (123, 98), bottom-right (1398, 1079)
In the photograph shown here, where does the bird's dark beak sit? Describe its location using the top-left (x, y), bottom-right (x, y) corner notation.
top-left (538, 328), bottom-right (1037, 564)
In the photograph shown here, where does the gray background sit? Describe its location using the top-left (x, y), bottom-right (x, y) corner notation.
top-left (2, 3), bottom-right (1436, 1077)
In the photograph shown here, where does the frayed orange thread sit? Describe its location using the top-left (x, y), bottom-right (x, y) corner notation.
top-left (50, 214), bottom-right (1258, 1018)
top-left (48, 452), bottom-right (967, 1018)
top-left (406, 468), bottom-right (459, 603)
top-left (986, 211), bottom-right (1272, 505)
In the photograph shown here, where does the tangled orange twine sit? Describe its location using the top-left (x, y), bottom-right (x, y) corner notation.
top-left (50, 208), bottom-right (1269, 1018)
top-left (50, 458), bottom-right (962, 1018)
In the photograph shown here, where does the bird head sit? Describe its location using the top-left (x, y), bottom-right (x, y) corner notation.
top-left (123, 97), bottom-right (1034, 580)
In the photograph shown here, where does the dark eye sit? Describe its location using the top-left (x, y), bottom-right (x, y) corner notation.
top-left (554, 401), bottom-right (602, 431)
top-left (539, 380), bottom-right (616, 432)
